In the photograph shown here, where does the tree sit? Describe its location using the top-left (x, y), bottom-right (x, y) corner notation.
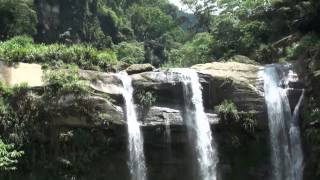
top-left (0, 0), bottom-right (38, 40)
top-left (167, 32), bottom-right (213, 66)
top-left (130, 5), bottom-right (174, 41)
top-left (181, 0), bottom-right (217, 31)
top-left (115, 41), bottom-right (145, 64)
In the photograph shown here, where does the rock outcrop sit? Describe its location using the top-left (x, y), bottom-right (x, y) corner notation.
top-left (0, 61), bottom-right (266, 128)
top-left (126, 63), bottom-right (154, 75)
top-left (0, 62), bottom-right (43, 87)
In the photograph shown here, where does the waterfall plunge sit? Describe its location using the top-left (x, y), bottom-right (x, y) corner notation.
top-left (174, 69), bottom-right (218, 180)
top-left (262, 64), bottom-right (304, 180)
top-left (118, 72), bottom-right (147, 180)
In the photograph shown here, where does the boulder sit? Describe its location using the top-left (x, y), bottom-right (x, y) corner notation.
top-left (126, 63), bottom-right (154, 75)
top-left (79, 70), bottom-right (122, 96)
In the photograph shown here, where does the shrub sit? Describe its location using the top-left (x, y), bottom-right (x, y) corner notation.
top-left (239, 111), bottom-right (258, 133)
top-left (0, 36), bottom-right (119, 71)
top-left (43, 65), bottom-right (90, 97)
top-left (134, 90), bottom-right (156, 109)
top-left (214, 100), bottom-right (240, 123)
top-left (0, 138), bottom-right (24, 171)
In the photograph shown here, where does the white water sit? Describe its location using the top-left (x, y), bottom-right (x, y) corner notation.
top-left (165, 118), bottom-right (172, 143)
top-left (174, 69), bottom-right (218, 180)
top-left (290, 89), bottom-right (305, 180)
top-left (262, 65), bottom-right (304, 180)
top-left (118, 72), bottom-right (147, 180)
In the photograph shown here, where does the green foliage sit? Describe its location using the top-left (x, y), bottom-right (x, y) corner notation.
top-left (0, 138), bottom-right (24, 171)
top-left (215, 100), bottom-right (240, 123)
top-left (115, 41), bottom-right (145, 64)
top-left (0, 82), bottom-right (40, 146)
top-left (130, 5), bottom-right (175, 41)
top-left (43, 65), bottom-right (90, 97)
top-left (287, 33), bottom-right (320, 60)
top-left (0, 0), bottom-right (38, 40)
top-left (165, 32), bottom-right (213, 67)
top-left (215, 100), bottom-right (258, 133)
top-left (134, 90), bottom-right (156, 109)
top-left (210, 14), bottom-right (270, 59)
top-left (0, 36), bottom-right (119, 71)
top-left (97, 6), bottom-right (121, 42)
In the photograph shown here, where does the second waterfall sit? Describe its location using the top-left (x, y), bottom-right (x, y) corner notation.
top-left (262, 64), bottom-right (304, 180)
top-left (174, 69), bottom-right (219, 180)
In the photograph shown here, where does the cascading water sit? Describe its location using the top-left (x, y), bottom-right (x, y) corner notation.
top-left (165, 118), bottom-right (172, 143)
top-left (118, 72), bottom-right (147, 180)
top-left (173, 69), bottom-right (218, 180)
top-left (262, 64), bottom-right (304, 180)
top-left (290, 89), bottom-right (304, 180)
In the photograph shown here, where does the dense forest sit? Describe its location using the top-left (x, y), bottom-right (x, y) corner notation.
top-left (1, 0), bottom-right (320, 180)
top-left (1, 0), bottom-right (320, 67)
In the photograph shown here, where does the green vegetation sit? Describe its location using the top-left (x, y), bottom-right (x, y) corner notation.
top-left (43, 65), bottom-right (90, 97)
top-left (215, 100), bottom-right (240, 123)
top-left (134, 89), bottom-right (156, 109)
top-left (215, 100), bottom-right (257, 133)
top-left (0, 138), bottom-right (24, 171)
top-left (115, 41), bottom-right (145, 64)
top-left (0, 67), bottom-right (108, 179)
top-left (0, 36), bottom-right (119, 71)
top-left (0, 0), bottom-right (320, 68)
top-left (134, 89), bottom-right (157, 119)
top-left (1, 0), bottom-right (320, 179)
top-left (166, 32), bottom-right (213, 67)
top-left (0, 0), bottom-right (37, 40)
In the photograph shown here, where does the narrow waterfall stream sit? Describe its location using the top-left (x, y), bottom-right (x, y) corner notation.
top-left (174, 69), bottom-right (218, 180)
top-left (118, 72), bottom-right (147, 180)
top-left (262, 64), bottom-right (304, 180)
top-left (290, 89), bottom-right (305, 180)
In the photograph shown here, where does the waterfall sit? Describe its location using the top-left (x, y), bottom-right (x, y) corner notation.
top-left (262, 64), bottom-right (304, 180)
top-left (174, 69), bottom-right (218, 180)
top-left (290, 89), bottom-right (304, 180)
top-left (118, 72), bottom-right (147, 180)
top-left (165, 118), bottom-right (172, 143)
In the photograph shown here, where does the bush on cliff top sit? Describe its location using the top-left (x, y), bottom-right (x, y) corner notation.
top-left (0, 36), bottom-right (119, 71)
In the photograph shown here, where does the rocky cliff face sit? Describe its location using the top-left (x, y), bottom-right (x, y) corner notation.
top-left (294, 52), bottom-right (320, 180)
top-left (0, 61), bottom-right (302, 180)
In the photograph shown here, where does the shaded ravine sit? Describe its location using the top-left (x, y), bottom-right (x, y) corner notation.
top-left (173, 69), bottom-right (218, 180)
top-left (262, 64), bottom-right (304, 180)
top-left (118, 72), bottom-right (147, 180)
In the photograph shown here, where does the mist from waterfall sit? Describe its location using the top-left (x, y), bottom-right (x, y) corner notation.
top-left (118, 72), bottom-right (147, 180)
top-left (174, 68), bottom-right (218, 180)
top-left (262, 64), bottom-right (304, 180)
